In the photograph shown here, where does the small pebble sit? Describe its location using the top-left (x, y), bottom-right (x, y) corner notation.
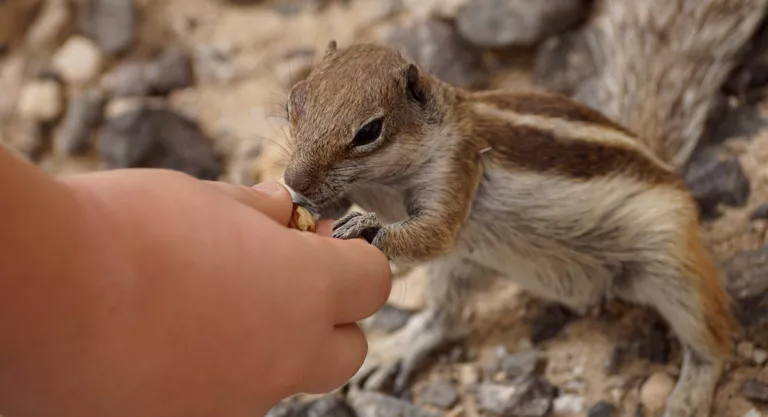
top-left (75, 0), bottom-right (135, 55)
top-left (743, 408), bottom-right (762, 417)
top-left (588, 401), bottom-right (617, 417)
top-left (742, 379), bottom-right (768, 403)
top-left (16, 79), bottom-right (62, 121)
top-left (419, 379), bottom-right (459, 409)
top-left (53, 88), bottom-right (104, 155)
top-left (370, 304), bottom-right (414, 333)
top-left (754, 349), bottom-right (768, 365)
top-left (52, 35), bottom-right (103, 84)
top-left (739, 341), bottom-right (756, 361)
top-left (458, 364), bottom-right (480, 386)
top-left (639, 372), bottom-right (675, 412)
top-left (553, 394), bottom-right (584, 414)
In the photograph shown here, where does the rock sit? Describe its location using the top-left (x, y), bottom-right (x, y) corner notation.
top-left (384, 19), bottom-right (485, 89)
top-left (102, 47), bottom-right (194, 97)
top-left (401, 0), bottom-right (468, 19)
top-left (25, 0), bottom-right (70, 48)
top-left (146, 47), bottom-right (195, 94)
top-left (52, 35), bottom-right (104, 84)
top-left (742, 379), bottom-right (768, 403)
top-left (683, 146), bottom-right (751, 220)
top-left (528, 303), bottom-right (577, 344)
top-left (739, 341), bottom-right (757, 361)
top-left (16, 79), bottom-right (63, 122)
top-left (720, 245), bottom-right (768, 347)
top-left (418, 379), bottom-right (459, 409)
top-left (458, 364), bottom-right (480, 386)
top-left (75, 0), bottom-right (135, 55)
top-left (0, 55), bottom-right (28, 118)
top-left (750, 204), bottom-right (768, 221)
top-left (494, 350), bottom-right (546, 380)
top-left (370, 304), bottom-right (414, 333)
top-left (99, 103), bottom-right (222, 180)
top-left (264, 397), bottom-right (304, 417)
top-left (704, 101), bottom-right (768, 145)
top-left (553, 395), bottom-right (584, 414)
top-left (639, 373), bottom-right (675, 413)
top-left (534, 27), bottom-right (600, 95)
top-left (456, 0), bottom-right (587, 48)
top-left (53, 89), bottom-right (104, 155)
top-left (754, 349), bottom-right (768, 365)
top-left (743, 408), bottom-right (762, 417)
top-left (346, 390), bottom-right (440, 417)
top-left (588, 401), bottom-right (617, 417)
top-left (303, 396), bottom-right (359, 417)
top-left (0, 0), bottom-right (43, 49)
top-left (101, 62), bottom-right (149, 96)
top-left (476, 378), bottom-right (555, 417)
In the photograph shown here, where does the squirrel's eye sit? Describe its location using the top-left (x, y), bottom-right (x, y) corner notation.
top-left (352, 118), bottom-right (383, 147)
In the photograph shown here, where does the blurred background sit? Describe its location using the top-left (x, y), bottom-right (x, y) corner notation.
top-left (1, 0), bottom-right (767, 416)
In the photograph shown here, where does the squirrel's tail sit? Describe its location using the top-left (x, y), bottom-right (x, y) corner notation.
top-left (582, 0), bottom-right (768, 168)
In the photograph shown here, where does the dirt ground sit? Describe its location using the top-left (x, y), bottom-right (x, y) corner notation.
top-left (2, 1), bottom-right (767, 416)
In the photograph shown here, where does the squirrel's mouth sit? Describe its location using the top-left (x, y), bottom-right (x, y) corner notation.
top-left (285, 185), bottom-right (323, 220)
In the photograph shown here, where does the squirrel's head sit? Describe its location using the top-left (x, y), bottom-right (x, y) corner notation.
top-left (282, 41), bottom-right (443, 210)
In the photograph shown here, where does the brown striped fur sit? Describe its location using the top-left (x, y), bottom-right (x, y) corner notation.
top-left (282, 42), bottom-right (737, 417)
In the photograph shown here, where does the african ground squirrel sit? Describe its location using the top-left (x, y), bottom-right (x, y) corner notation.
top-left (283, 41), bottom-right (738, 417)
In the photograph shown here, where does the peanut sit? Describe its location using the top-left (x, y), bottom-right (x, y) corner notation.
top-left (289, 203), bottom-right (316, 232)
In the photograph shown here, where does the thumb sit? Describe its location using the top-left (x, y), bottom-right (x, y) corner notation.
top-left (206, 180), bottom-right (293, 226)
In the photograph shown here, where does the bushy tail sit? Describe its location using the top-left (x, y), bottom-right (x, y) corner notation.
top-left (583, 0), bottom-right (768, 168)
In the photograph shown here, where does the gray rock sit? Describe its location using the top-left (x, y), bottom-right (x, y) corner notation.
top-left (588, 401), bottom-right (617, 417)
top-left (102, 47), bottom-right (194, 97)
top-left (534, 27), bottom-right (600, 95)
top-left (476, 378), bottom-right (555, 417)
top-left (53, 88), bottom-right (104, 155)
top-left (384, 19), bottom-right (486, 89)
top-left (721, 244), bottom-right (768, 347)
top-left (346, 390), bottom-right (439, 417)
top-left (100, 103), bottom-right (222, 180)
top-left (742, 379), bottom-right (768, 403)
top-left (303, 396), bottom-right (359, 417)
top-left (145, 47), bottom-right (194, 94)
top-left (683, 146), bottom-right (751, 220)
top-left (489, 349), bottom-right (546, 380)
top-left (370, 304), bottom-right (414, 333)
top-left (750, 203), bottom-right (768, 220)
top-left (418, 379), bottom-right (459, 409)
top-left (456, 0), bottom-right (587, 48)
top-left (75, 0), bottom-right (135, 55)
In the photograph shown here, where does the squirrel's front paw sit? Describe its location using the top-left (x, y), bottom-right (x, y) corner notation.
top-left (332, 212), bottom-right (383, 245)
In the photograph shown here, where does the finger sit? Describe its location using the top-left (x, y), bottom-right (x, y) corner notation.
top-left (205, 180), bottom-right (293, 226)
top-left (316, 220), bottom-right (335, 237)
top-left (304, 323), bottom-right (368, 394)
top-left (306, 235), bottom-right (392, 325)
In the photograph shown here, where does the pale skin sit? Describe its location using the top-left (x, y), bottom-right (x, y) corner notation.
top-left (0, 145), bottom-right (392, 417)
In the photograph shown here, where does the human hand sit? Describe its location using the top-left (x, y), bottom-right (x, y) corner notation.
top-left (0, 168), bottom-right (391, 417)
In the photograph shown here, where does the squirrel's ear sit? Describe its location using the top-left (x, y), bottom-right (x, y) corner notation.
top-left (323, 40), bottom-right (338, 59)
top-left (404, 63), bottom-right (427, 105)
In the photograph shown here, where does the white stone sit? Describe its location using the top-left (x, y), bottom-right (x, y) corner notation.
top-left (52, 35), bottom-right (103, 84)
top-left (553, 394), bottom-right (584, 414)
top-left (738, 342), bottom-right (755, 360)
top-left (640, 372), bottom-right (675, 412)
top-left (16, 80), bottom-right (62, 121)
top-left (743, 408), bottom-right (762, 417)
top-left (754, 349), bottom-right (768, 366)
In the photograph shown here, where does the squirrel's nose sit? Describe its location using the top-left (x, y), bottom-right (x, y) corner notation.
top-left (283, 165), bottom-right (313, 196)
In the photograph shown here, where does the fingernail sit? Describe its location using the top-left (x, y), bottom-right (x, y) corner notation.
top-left (252, 180), bottom-right (284, 195)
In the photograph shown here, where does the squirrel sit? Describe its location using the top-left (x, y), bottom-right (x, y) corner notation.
top-left (282, 40), bottom-right (738, 417)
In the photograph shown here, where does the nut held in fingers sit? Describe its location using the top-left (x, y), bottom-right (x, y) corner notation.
top-left (289, 203), bottom-right (317, 232)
